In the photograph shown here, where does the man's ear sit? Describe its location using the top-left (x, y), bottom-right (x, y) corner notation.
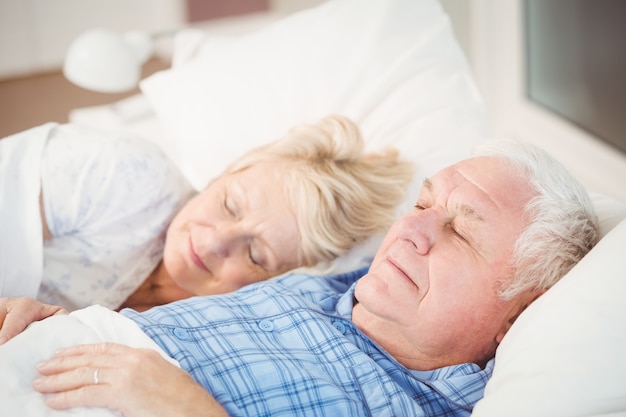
top-left (495, 290), bottom-right (546, 344)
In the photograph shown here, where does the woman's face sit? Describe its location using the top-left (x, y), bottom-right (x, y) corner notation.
top-left (162, 161), bottom-right (301, 295)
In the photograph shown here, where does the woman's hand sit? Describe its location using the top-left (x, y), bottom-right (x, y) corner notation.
top-left (0, 297), bottom-right (67, 344)
top-left (33, 343), bottom-right (229, 417)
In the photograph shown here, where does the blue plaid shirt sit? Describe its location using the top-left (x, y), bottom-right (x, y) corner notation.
top-left (121, 268), bottom-right (493, 416)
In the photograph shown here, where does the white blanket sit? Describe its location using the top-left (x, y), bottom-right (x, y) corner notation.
top-left (0, 305), bottom-right (178, 416)
top-left (0, 123), bottom-right (53, 297)
top-left (1, 122), bottom-right (194, 310)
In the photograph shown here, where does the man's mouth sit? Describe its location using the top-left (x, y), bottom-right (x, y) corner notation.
top-left (386, 256), bottom-right (418, 290)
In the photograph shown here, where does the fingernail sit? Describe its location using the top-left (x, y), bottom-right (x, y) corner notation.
top-left (0, 335), bottom-right (7, 345)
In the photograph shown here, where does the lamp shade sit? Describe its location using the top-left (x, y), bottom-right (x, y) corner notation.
top-left (63, 29), bottom-right (153, 93)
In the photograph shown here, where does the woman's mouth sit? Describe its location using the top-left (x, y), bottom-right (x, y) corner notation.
top-left (188, 238), bottom-right (210, 272)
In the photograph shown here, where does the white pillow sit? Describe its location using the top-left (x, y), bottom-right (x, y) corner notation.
top-left (471, 218), bottom-right (626, 417)
top-left (590, 192), bottom-right (626, 238)
top-left (139, 0), bottom-right (487, 220)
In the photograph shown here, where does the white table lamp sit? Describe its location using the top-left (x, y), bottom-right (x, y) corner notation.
top-left (63, 29), bottom-right (154, 93)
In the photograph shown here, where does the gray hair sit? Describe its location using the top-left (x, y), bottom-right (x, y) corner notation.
top-left (473, 139), bottom-right (599, 300)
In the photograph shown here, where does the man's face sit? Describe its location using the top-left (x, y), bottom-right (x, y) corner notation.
top-left (353, 156), bottom-right (539, 370)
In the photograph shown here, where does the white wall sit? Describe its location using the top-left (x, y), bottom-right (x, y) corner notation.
top-left (0, 0), bottom-right (185, 79)
top-left (438, 0), bottom-right (472, 69)
top-left (271, 0), bottom-right (325, 14)
top-left (0, 0), bottom-right (324, 80)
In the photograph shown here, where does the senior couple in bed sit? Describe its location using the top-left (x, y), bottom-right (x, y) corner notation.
top-left (0, 114), bottom-right (598, 416)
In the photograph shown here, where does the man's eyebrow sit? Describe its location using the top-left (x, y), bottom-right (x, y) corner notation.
top-left (459, 205), bottom-right (484, 223)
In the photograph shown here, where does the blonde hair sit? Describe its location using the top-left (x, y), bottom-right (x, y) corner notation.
top-left (225, 115), bottom-right (414, 266)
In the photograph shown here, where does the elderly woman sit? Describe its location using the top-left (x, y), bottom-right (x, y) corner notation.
top-left (0, 115), bottom-right (413, 311)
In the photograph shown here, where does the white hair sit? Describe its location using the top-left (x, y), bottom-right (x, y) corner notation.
top-left (473, 139), bottom-right (599, 300)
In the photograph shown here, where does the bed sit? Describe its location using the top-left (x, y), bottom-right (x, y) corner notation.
top-left (66, 0), bottom-right (626, 415)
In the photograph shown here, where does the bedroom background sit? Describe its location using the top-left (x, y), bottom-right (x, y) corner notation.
top-left (1, 0), bottom-right (624, 203)
top-left (0, 0), bottom-right (326, 138)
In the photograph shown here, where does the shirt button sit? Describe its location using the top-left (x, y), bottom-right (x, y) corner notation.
top-left (332, 321), bottom-right (347, 334)
top-left (173, 328), bottom-right (191, 340)
top-left (258, 319), bottom-right (274, 332)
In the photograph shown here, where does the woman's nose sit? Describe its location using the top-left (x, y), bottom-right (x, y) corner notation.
top-left (199, 227), bottom-right (241, 258)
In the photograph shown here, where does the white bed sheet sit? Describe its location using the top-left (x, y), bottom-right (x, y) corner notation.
top-left (0, 305), bottom-right (177, 417)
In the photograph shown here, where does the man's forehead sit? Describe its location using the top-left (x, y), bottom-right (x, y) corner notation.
top-left (427, 157), bottom-right (531, 214)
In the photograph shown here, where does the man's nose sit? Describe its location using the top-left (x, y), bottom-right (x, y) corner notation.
top-left (403, 209), bottom-right (439, 255)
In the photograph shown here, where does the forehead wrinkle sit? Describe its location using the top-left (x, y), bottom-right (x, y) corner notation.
top-left (425, 169), bottom-right (491, 234)
top-left (452, 162), bottom-right (503, 215)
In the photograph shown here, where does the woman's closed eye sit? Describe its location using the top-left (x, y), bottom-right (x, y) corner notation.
top-left (224, 193), bottom-right (237, 217)
top-left (248, 245), bottom-right (263, 266)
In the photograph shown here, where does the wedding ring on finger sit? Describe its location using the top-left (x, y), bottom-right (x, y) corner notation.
top-left (93, 368), bottom-right (100, 385)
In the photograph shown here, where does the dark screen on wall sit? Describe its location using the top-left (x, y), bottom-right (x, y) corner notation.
top-left (525, 0), bottom-right (626, 155)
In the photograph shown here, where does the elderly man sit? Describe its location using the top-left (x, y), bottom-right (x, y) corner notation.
top-left (0, 140), bottom-right (598, 417)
